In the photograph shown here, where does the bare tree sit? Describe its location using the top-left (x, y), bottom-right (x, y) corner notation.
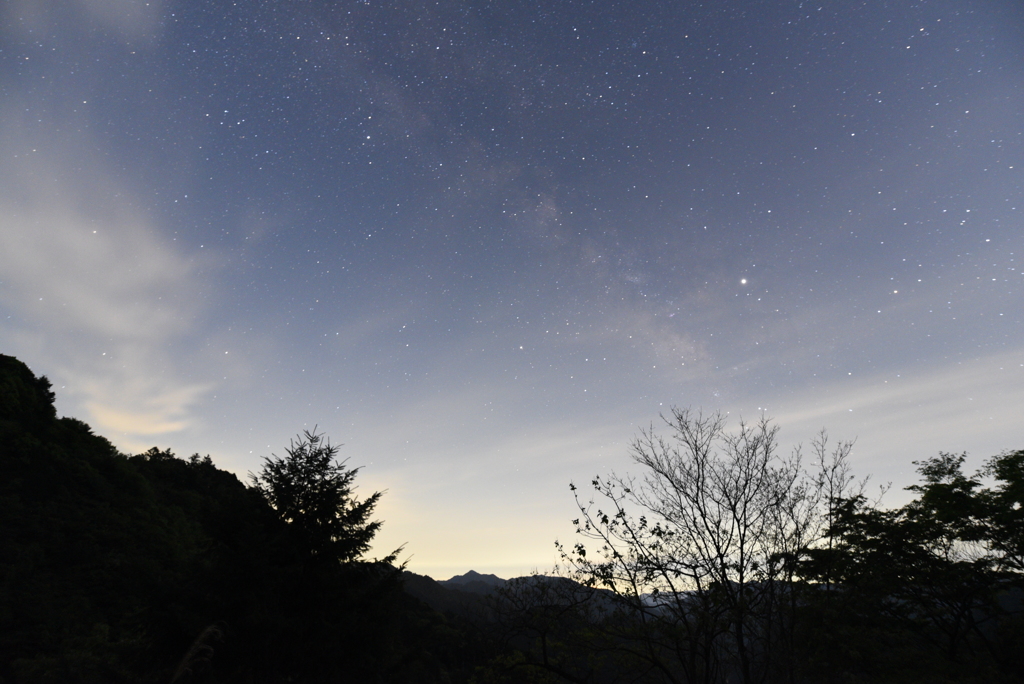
top-left (558, 409), bottom-right (857, 684)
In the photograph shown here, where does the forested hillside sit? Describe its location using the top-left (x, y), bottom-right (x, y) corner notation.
top-left (0, 354), bottom-right (472, 683)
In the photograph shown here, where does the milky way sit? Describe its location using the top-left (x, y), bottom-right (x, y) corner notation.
top-left (1, 0), bottom-right (1022, 577)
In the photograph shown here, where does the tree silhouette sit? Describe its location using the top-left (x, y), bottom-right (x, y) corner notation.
top-left (250, 429), bottom-right (390, 564)
top-left (559, 409), bottom-right (858, 684)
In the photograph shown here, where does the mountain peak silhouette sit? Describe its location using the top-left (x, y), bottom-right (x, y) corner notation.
top-left (439, 570), bottom-right (506, 588)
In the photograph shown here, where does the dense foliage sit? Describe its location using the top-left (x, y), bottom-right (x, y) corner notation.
top-left (2, 354), bottom-right (1022, 683)
top-left (498, 410), bottom-right (1024, 684)
top-left (250, 429), bottom-right (392, 565)
top-left (0, 355), bottom-right (459, 683)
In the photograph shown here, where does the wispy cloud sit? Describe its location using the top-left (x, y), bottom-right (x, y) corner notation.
top-left (0, 131), bottom-right (214, 451)
top-left (766, 349), bottom-right (1024, 491)
top-left (3, 0), bottom-right (162, 41)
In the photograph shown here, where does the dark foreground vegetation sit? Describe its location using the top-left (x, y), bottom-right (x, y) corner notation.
top-left (1, 353), bottom-right (1022, 683)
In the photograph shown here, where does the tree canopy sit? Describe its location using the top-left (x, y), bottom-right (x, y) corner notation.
top-left (3, 353), bottom-right (1022, 684)
top-left (250, 429), bottom-right (392, 565)
top-left (0, 355), bottom-right (441, 683)
top-left (509, 409), bottom-right (1024, 684)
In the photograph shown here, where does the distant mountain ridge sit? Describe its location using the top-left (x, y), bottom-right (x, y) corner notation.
top-left (438, 569), bottom-right (506, 592)
top-left (400, 569), bottom-right (508, 615)
top-left (401, 569), bottom-right (621, 618)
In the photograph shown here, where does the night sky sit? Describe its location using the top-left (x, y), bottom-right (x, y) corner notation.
top-left (2, 0), bottom-right (1022, 579)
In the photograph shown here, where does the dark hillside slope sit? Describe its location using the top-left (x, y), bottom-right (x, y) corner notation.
top-left (0, 355), bottom-right (470, 683)
top-left (0, 355), bottom-right (293, 682)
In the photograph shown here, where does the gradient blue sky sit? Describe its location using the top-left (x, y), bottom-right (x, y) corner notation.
top-left (2, 0), bottom-right (1022, 579)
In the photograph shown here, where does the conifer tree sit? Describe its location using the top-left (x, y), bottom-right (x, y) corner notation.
top-left (251, 429), bottom-right (388, 564)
